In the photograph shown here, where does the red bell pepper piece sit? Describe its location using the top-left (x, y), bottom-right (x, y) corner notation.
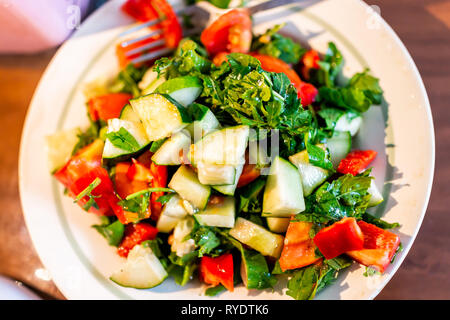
top-left (337, 150), bottom-right (378, 176)
top-left (54, 140), bottom-right (115, 216)
top-left (313, 217), bottom-right (364, 260)
top-left (346, 221), bottom-right (400, 273)
top-left (199, 253), bottom-right (234, 292)
top-left (87, 93), bottom-right (132, 121)
top-left (200, 9), bottom-right (252, 55)
top-left (149, 162), bottom-right (168, 221)
top-left (300, 49), bottom-right (320, 80)
top-left (250, 53), bottom-right (318, 106)
top-left (117, 223), bottom-right (158, 257)
top-left (278, 220), bottom-right (321, 272)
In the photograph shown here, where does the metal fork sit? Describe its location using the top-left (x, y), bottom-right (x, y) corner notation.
top-left (118, 0), bottom-right (301, 65)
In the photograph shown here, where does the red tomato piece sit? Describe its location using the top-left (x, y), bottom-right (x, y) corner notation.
top-left (237, 163), bottom-right (261, 188)
top-left (297, 82), bottom-right (319, 107)
top-left (301, 49), bottom-right (320, 80)
top-left (346, 221), bottom-right (400, 273)
top-left (199, 253), bottom-right (234, 292)
top-left (279, 220), bottom-right (321, 272)
top-left (200, 9), bottom-right (252, 55)
top-left (337, 150), bottom-right (378, 176)
top-left (313, 217), bottom-right (364, 260)
top-left (127, 159), bottom-right (154, 182)
top-left (87, 93), bottom-right (132, 121)
top-left (121, 0), bottom-right (158, 21)
top-left (212, 52), bottom-right (230, 66)
top-left (117, 223), bottom-right (158, 257)
top-left (149, 162), bottom-right (168, 221)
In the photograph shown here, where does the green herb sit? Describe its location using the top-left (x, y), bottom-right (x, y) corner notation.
top-left (74, 177), bottom-right (101, 211)
top-left (150, 138), bottom-right (167, 153)
top-left (92, 219), bottom-right (124, 247)
top-left (125, 187), bottom-right (175, 201)
top-left (71, 122), bottom-right (99, 156)
top-left (156, 193), bottom-right (175, 205)
top-left (252, 24), bottom-right (306, 64)
top-left (305, 139), bottom-right (334, 171)
top-left (205, 284), bottom-right (227, 296)
top-left (105, 127), bottom-right (140, 152)
top-left (363, 266), bottom-right (381, 277)
top-left (362, 213), bottom-right (400, 229)
top-left (109, 63), bottom-right (147, 97)
top-left (309, 42), bottom-right (343, 88)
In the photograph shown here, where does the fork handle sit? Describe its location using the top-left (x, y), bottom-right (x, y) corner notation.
top-left (248, 0), bottom-right (302, 15)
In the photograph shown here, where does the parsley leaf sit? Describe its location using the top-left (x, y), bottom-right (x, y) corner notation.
top-left (92, 219), bottom-right (124, 247)
top-left (105, 127), bottom-right (140, 152)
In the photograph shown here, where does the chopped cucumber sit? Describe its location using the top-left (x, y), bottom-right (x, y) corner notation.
top-left (168, 165), bottom-right (211, 210)
top-left (248, 140), bottom-right (270, 169)
top-left (102, 118), bottom-right (151, 161)
top-left (194, 196), bottom-right (236, 228)
top-left (189, 125), bottom-right (249, 166)
top-left (335, 112), bottom-right (362, 136)
top-left (141, 77), bottom-right (166, 96)
top-left (155, 76), bottom-right (202, 107)
top-left (119, 104), bottom-right (141, 123)
top-left (368, 179), bottom-right (384, 207)
top-left (110, 244), bottom-right (168, 289)
top-left (185, 104), bottom-right (220, 142)
top-left (130, 93), bottom-right (191, 141)
top-left (212, 164), bottom-right (244, 196)
top-left (240, 249), bottom-right (275, 289)
top-left (151, 131), bottom-right (191, 165)
top-left (156, 214), bottom-right (181, 233)
top-left (45, 127), bottom-right (80, 172)
top-left (229, 218), bottom-right (284, 259)
top-left (267, 217), bottom-right (290, 233)
top-left (160, 194), bottom-right (188, 218)
top-left (262, 156), bottom-right (305, 217)
top-left (196, 162), bottom-right (236, 186)
top-left (327, 131), bottom-right (351, 168)
top-left (171, 217), bottom-right (196, 257)
top-left (289, 146), bottom-right (331, 196)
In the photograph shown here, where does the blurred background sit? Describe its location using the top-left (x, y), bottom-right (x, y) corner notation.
top-left (0, 0), bottom-right (448, 299)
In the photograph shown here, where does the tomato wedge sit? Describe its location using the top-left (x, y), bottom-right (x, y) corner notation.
top-left (278, 219), bottom-right (321, 272)
top-left (301, 49), bottom-right (320, 80)
top-left (201, 9), bottom-right (252, 55)
top-left (250, 53), bottom-right (318, 106)
top-left (337, 150), bottom-right (378, 176)
top-left (87, 93), bottom-right (132, 121)
top-left (117, 223), bottom-right (158, 257)
top-left (199, 253), bottom-right (234, 292)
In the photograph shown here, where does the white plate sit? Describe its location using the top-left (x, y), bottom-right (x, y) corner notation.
top-left (19, 0), bottom-right (435, 300)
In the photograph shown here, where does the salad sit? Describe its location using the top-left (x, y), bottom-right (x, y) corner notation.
top-left (46, 0), bottom-right (402, 300)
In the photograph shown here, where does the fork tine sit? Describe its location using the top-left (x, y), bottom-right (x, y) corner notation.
top-left (126, 38), bottom-right (166, 56)
top-left (119, 18), bottom-right (163, 37)
top-left (131, 47), bottom-right (173, 65)
top-left (120, 29), bottom-right (164, 48)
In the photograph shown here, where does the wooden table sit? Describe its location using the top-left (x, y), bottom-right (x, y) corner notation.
top-left (0, 0), bottom-right (448, 300)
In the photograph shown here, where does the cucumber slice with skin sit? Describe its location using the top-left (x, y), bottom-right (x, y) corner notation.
top-left (151, 131), bottom-right (191, 165)
top-left (240, 249), bottom-right (275, 289)
top-left (155, 76), bottom-right (203, 107)
top-left (45, 127), bottom-right (80, 173)
top-left (130, 93), bottom-right (191, 141)
top-left (171, 217), bottom-right (196, 257)
top-left (196, 162), bottom-right (236, 186)
top-left (194, 196), bottom-right (236, 228)
top-left (327, 131), bottom-right (351, 168)
top-left (168, 165), bottom-right (211, 210)
top-left (119, 104), bottom-right (141, 123)
top-left (262, 156), bottom-right (305, 217)
top-left (185, 104), bottom-right (220, 142)
top-left (189, 125), bottom-right (249, 166)
top-left (368, 179), bottom-right (384, 207)
top-left (229, 218), bottom-right (284, 259)
top-left (102, 118), bottom-right (151, 161)
top-left (267, 217), bottom-right (290, 233)
top-left (335, 113), bottom-right (362, 136)
top-left (289, 146), bottom-right (330, 197)
top-left (212, 164), bottom-right (244, 196)
top-left (110, 244), bottom-right (168, 289)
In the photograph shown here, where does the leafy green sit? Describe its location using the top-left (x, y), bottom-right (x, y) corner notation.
top-left (109, 64), bottom-right (147, 97)
top-left (189, 221), bottom-right (234, 258)
top-left (156, 193), bottom-right (175, 205)
top-left (318, 69), bottom-right (383, 113)
top-left (71, 121), bottom-right (100, 156)
top-left (149, 138), bottom-right (167, 153)
top-left (362, 213), bottom-right (400, 229)
top-left (252, 24), bottom-right (306, 64)
top-left (73, 177), bottom-right (101, 211)
top-left (105, 127), bottom-right (140, 152)
top-left (301, 170), bottom-right (372, 223)
top-left (305, 139), bottom-right (334, 171)
top-left (92, 219), bottom-right (124, 247)
top-left (238, 178), bottom-right (266, 213)
top-left (309, 42), bottom-right (343, 88)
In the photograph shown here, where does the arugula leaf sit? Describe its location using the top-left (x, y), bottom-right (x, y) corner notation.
top-left (92, 219), bottom-right (124, 247)
top-left (252, 24), bottom-right (306, 64)
top-left (303, 170), bottom-right (372, 222)
top-left (318, 69), bottom-right (383, 113)
top-left (362, 213), bottom-right (400, 229)
top-left (105, 127), bottom-right (140, 152)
